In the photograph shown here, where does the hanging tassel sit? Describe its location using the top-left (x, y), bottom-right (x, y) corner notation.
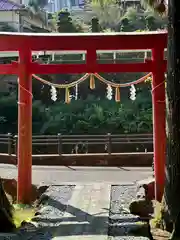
top-left (65, 88), bottom-right (70, 104)
top-left (115, 87), bottom-right (120, 102)
top-left (90, 74), bottom-right (95, 89)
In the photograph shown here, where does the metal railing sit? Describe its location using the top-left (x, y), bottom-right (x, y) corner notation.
top-left (0, 133), bottom-right (153, 155)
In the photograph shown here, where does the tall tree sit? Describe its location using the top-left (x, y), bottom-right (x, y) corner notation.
top-left (142, 0), bottom-right (180, 238)
top-left (163, 0), bottom-right (180, 237)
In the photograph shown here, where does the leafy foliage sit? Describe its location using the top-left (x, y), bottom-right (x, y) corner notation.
top-left (57, 10), bottom-right (78, 33)
top-left (0, 87), bottom-right (152, 135)
top-left (0, 1), bottom-right (167, 136)
top-left (140, 0), bottom-right (167, 14)
top-left (91, 0), bottom-right (123, 30)
top-left (91, 17), bottom-right (101, 32)
top-left (91, 0), bottom-right (167, 31)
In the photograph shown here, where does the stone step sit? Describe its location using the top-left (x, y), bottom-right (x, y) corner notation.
top-left (52, 183), bottom-right (111, 240)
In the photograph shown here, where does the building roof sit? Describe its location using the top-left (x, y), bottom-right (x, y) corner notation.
top-left (0, 0), bottom-right (22, 10)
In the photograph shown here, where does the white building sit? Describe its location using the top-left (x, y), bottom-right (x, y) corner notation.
top-left (0, 0), bottom-right (55, 32)
top-left (44, 0), bottom-right (85, 13)
top-left (0, 0), bottom-right (55, 92)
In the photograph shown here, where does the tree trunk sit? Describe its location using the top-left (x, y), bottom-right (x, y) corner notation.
top-left (162, 0), bottom-right (180, 238)
top-left (0, 178), bottom-right (15, 232)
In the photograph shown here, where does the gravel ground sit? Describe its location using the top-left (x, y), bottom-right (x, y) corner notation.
top-left (0, 184), bottom-right (151, 240)
top-left (33, 184), bottom-right (151, 240)
top-left (108, 185), bottom-right (150, 240)
top-left (35, 185), bottom-right (75, 227)
top-left (27, 185), bottom-right (75, 239)
top-left (0, 186), bottom-right (75, 240)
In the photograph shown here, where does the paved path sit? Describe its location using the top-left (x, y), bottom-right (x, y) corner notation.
top-left (0, 185), bottom-right (152, 239)
top-left (34, 184), bottom-right (150, 240)
top-left (52, 184), bottom-right (111, 240)
top-left (0, 165), bottom-right (152, 185)
top-left (0, 165), bottom-right (152, 239)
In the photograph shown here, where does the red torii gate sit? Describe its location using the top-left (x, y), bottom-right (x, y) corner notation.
top-left (0, 32), bottom-right (167, 204)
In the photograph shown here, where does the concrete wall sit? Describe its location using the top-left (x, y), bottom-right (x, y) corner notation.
top-left (0, 11), bottom-right (19, 30)
top-left (0, 10), bottom-right (50, 32)
top-left (0, 153), bottom-right (153, 166)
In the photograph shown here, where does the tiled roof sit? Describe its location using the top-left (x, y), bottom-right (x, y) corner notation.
top-left (0, 0), bottom-right (22, 10)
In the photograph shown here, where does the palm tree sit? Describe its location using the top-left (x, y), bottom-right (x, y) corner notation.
top-left (140, 0), bottom-right (167, 13)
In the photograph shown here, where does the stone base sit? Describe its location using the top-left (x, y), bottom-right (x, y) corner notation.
top-left (136, 177), bottom-right (155, 201)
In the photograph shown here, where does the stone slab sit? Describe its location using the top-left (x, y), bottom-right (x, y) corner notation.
top-left (52, 183), bottom-right (111, 240)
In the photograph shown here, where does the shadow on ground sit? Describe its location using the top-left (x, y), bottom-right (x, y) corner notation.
top-left (32, 191), bottom-right (151, 239)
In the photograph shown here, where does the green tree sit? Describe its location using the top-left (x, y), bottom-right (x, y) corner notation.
top-left (91, 0), bottom-right (123, 30)
top-left (120, 17), bottom-right (131, 31)
top-left (92, 0), bottom-right (167, 31)
top-left (145, 14), bottom-right (156, 29)
top-left (57, 10), bottom-right (77, 33)
top-left (119, 6), bottom-right (167, 32)
top-left (91, 17), bottom-right (100, 32)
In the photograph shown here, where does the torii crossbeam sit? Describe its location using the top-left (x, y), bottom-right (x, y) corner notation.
top-left (0, 31), bottom-right (167, 203)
